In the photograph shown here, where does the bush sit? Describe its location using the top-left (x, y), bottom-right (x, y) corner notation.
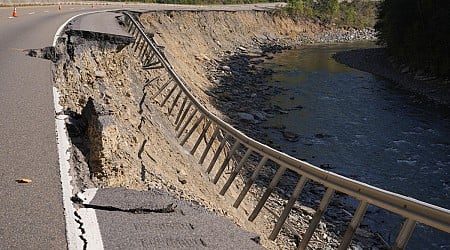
top-left (283, 0), bottom-right (377, 28)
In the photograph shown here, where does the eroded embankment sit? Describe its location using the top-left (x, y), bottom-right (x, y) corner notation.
top-left (52, 10), bottom-right (381, 250)
top-left (53, 22), bottom-right (287, 250)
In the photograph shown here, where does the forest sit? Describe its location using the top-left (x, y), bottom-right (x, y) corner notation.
top-left (282, 0), bottom-right (377, 28)
top-left (375, 0), bottom-right (450, 77)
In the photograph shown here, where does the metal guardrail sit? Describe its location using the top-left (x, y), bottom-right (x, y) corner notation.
top-left (122, 12), bottom-right (450, 249)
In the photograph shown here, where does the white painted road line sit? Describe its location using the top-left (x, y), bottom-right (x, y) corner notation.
top-left (53, 87), bottom-right (83, 249)
top-left (52, 10), bottom-right (119, 249)
top-left (77, 189), bottom-right (105, 250)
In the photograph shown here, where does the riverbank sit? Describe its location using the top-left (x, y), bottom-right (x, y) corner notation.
top-left (333, 48), bottom-right (450, 108)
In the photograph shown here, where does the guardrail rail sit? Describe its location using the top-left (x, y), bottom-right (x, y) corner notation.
top-left (122, 12), bottom-right (450, 249)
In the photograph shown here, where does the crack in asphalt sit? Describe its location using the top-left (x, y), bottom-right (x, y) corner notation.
top-left (71, 196), bottom-right (177, 214)
top-left (74, 211), bottom-right (88, 250)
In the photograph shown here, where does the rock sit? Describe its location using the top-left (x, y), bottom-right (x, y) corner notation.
top-left (222, 65), bottom-right (231, 71)
top-left (237, 112), bottom-right (255, 123)
top-left (315, 133), bottom-right (331, 139)
top-left (356, 228), bottom-right (374, 238)
top-left (251, 111), bottom-right (267, 121)
top-left (95, 70), bottom-right (107, 78)
top-left (283, 130), bottom-right (299, 142)
top-left (238, 46), bottom-right (247, 52)
top-left (295, 205), bottom-right (316, 215)
top-left (293, 104), bottom-right (303, 110)
top-left (195, 54), bottom-right (210, 61)
top-left (178, 175), bottom-right (187, 184)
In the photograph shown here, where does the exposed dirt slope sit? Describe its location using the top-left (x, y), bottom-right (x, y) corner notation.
top-left (53, 10), bottom-right (378, 250)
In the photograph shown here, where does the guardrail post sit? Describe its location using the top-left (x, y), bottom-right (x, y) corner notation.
top-left (338, 201), bottom-right (368, 250)
top-left (143, 51), bottom-right (156, 67)
top-left (199, 126), bottom-right (220, 164)
top-left (213, 140), bottom-right (241, 184)
top-left (269, 175), bottom-right (308, 240)
top-left (220, 148), bottom-right (253, 195)
top-left (392, 218), bottom-right (416, 250)
top-left (175, 102), bottom-right (193, 131)
top-left (168, 89), bottom-right (182, 115)
top-left (233, 156), bottom-right (268, 208)
top-left (298, 187), bottom-right (335, 250)
top-left (181, 114), bottom-right (205, 146)
top-left (175, 96), bottom-right (188, 125)
top-left (138, 44), bottom-right (148, 59)
top-left (160, 84), bottom-right (178, 107)
top-left (176, 108), bottom-right (198, 138)
top-left (248, 166), bottom-right (286, 222)
top-left (206, 133), bottom-right (230, 174)
top-left (133, 36), bottom-right (142, 52)
top-left (190, 119), bottom-right (212, 155)
top-left (151, 79), bottom-right (173, 100)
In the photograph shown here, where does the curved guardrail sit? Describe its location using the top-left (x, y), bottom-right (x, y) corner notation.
top-left (122, 11), bottom-right (450, 249)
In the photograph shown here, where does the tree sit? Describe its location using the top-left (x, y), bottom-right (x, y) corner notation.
top-left (376, 0), bottom-right (450, 77)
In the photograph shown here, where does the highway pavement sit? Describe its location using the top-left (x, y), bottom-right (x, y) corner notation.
top-left (0, 4), bottom-right (125, 249)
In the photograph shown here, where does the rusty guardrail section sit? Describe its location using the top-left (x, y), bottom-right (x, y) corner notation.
top-left (122, 12), bottom-right (450, 249)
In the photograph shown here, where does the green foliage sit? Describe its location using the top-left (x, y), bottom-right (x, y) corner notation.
top-left (375, 0), bottom-right (450, 77)
top-left (282, 0), bottom-right (377, 28)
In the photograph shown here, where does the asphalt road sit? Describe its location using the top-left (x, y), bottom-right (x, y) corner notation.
top-left (0, 5), bottom-right (125, 249)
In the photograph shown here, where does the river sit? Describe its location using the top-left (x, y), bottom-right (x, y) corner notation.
top-left (259, 42), bottom-right (450, 249)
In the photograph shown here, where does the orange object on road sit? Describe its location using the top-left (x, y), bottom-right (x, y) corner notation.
top-left (12, 7), bottom-right (17, 17)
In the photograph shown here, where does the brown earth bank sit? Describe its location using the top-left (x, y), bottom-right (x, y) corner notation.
top-left (51, 9), bottom-right (388, 250)
top-left (333, 48), bottom-right (450, 108)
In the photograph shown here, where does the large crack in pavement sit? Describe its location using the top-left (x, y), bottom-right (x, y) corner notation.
top-left (72, 194), bottom-right (177, 214)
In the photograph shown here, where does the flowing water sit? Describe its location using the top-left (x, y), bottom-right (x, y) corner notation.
top-left (260, 42), bottom-right (450, 249)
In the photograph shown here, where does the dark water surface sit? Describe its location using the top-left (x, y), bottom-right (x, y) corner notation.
top-left (260, 42), bottom-right (450, 249)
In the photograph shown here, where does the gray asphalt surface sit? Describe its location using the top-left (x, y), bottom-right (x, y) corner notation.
top-left (0, 5), bottom-right (123, 249)
top-left (85, 188), bottom-right (263, 250)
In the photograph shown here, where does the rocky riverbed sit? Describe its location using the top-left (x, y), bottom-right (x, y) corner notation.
top-left (201, 27), bottom-right (387, 250)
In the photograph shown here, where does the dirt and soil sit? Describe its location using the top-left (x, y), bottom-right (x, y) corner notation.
top-left (52, 9), bottom-right (385, 249)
